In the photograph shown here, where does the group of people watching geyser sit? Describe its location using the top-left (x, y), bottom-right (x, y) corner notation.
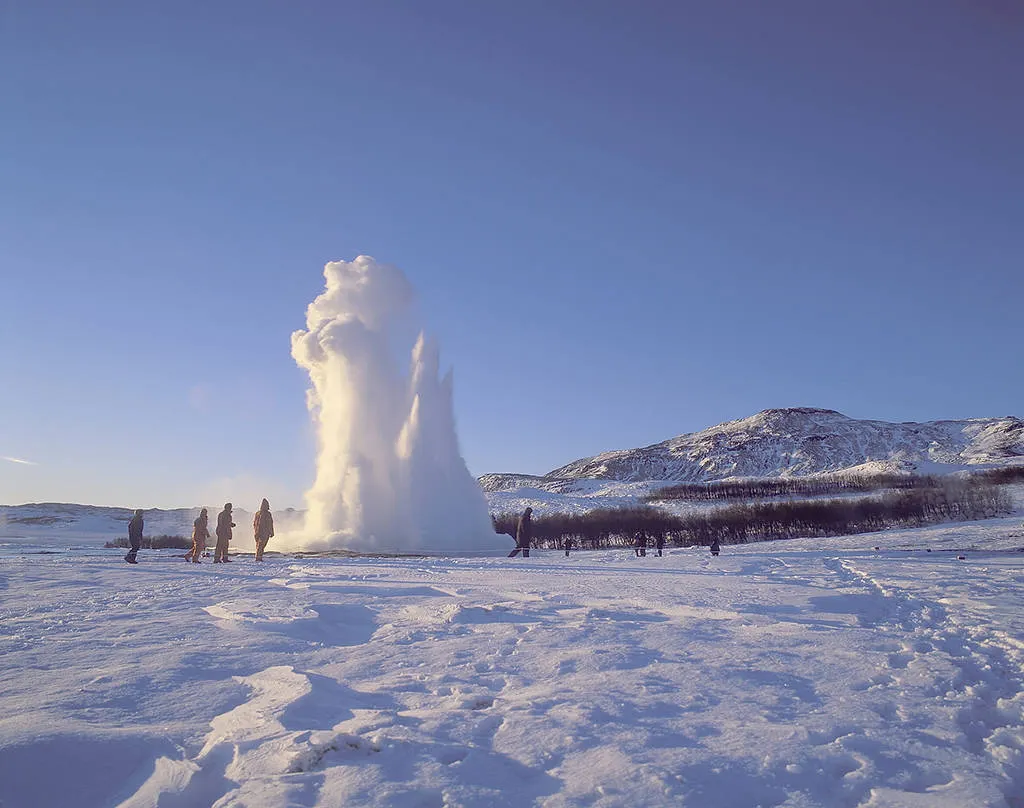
top-left (124, 499), bottom-right (274, 564)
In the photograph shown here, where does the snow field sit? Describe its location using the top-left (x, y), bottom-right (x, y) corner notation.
top-left (0, 526), bottom-right (1022, 807)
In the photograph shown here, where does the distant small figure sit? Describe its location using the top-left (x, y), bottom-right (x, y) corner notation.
top-left (564, 536), bottom-right (574, 557)
top-left (187, 508), bottom-right (210, 563)
top-left (655, 534), bottom-right (665, 557)
top-left (124, 509), bottom-right (144, 564)
top-left (214, 503), bottom-right (236, 563)
top-left (253, 499), bottom-right (274, 562)
top-left (709, 538), bottom-right (720, 557)
top-left (508, 506), bottom-right (533, 558)
top-left (633, 530), bottom-right (647, 557)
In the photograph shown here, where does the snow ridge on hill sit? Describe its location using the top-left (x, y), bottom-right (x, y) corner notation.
top-left (483, 408), bottom-right (1024, 494)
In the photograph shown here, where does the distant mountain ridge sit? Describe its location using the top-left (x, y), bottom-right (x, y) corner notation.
top-left (0, 503), bottom-right (234, 539)
top-left (0, 503), bottom-right (301, 542)
top-left (480, 408), bottom-right (1024, 494)
top-left (6, 409), bottom-right (1023, 530)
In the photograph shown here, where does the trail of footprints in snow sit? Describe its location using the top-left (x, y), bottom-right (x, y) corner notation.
top-left (822, 558), bottom-right (1024, 803)
top-left (119, 655), bottom-right (515, 807)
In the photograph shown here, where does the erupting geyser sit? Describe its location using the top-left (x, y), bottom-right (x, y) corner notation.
top-left (286, 256), bottom-right (497, 553)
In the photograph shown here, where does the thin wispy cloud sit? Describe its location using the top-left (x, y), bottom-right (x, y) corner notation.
top-left (2, 456), bottom-right (38, 466)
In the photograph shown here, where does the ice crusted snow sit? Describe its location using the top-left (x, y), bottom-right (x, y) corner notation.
top-left (1, 520), bottom-right (1023, 807)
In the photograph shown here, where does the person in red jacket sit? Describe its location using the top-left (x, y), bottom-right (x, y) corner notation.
top-left (253, 499), bottom-right (274, 562)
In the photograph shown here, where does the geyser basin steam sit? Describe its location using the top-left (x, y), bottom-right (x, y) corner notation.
top-left (289, 256), bottom-right (496, 552)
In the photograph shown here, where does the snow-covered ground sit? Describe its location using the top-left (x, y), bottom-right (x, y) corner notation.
top-left (2, 519), bottom-right (1023, 807)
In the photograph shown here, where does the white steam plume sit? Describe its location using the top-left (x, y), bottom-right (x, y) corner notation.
top-left (285, 256), bottom-right (498, 553)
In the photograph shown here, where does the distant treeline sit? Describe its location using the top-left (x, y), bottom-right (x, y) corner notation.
top-left (493, 507), bottom-right (679, 549)
top-left (494, 477), bottom-right (1012, 549)
top-left (105, 535), bottom-right (191, 549)
top-left (972, 466), bottom-right (1024, 485)
top-left (643, 466), bottom-right (1024, 503)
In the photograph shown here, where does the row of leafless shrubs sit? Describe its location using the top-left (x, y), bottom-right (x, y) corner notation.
top-left (644, 472), bottom-right (941, 503)
top-left (493, 507), bottom-right (677, 550)
top-left (643, 466), bottom-right (1024, 503)
top-left (971, 466), bottom-right (1024, 485)
top-left (104, 535), bottom-right (192, 549)
top-left (494, 478), bottom-right (1012, 549)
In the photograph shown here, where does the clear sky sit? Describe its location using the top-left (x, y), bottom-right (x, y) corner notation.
top-left (2, 1), bottom-right (1022, 509)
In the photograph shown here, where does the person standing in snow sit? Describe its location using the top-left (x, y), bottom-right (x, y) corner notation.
top-left (655, 533), bottom-right (666, 557)
top-left (214, 503), bottom-right (235, 563)
top-left (253, 498), bottom-right (274, 562)
top-left (633, 530), bottom-right (647, 557)
top-left (564, 536), bottom-right (574, 557)
top-left (709, 537), bottom-right (721, 557)
top-left (124, 509), bottom-right (144, 563)
top-left (508, 506), bottom-right (533, 558)
top-left (187, 508), bottom-right (209, 563)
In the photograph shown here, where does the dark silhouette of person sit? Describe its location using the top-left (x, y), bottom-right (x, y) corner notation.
top-left (187, 508), bottom-right (209, 563)
top-left (253, 498), bottom-right (274, 561)
top-left (124, 509), bottom-right (144, 564)
top-left (564, 536), bottom-right (574, 557)
top-left (508, 507), bottom-right (533, 557)
top-left (214, 503), bottom-right (236, 563)
top-left (655, 533), bottom-right (665, 557)
top-left (633, 530), bottom-right (647, 557)
top-left (710, 538), bottom-right (721, 557)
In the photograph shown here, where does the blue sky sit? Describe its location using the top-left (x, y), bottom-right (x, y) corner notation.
top-left (2, 1), bottom-right (1021, 508)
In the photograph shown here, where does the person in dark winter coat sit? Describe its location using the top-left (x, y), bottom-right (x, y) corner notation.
top-left (710, 538), bottom-right (721, 557)
top-left (564, 536), bottom-right (574, 557)
top-left (124, 509), bottom-right (144, 564)
top-left (655, 533), bottom-right (666, 557)
top-left (187, 508), bottom-right (210, 563)
top-left (508, 507), bottom-right (533, 557)
top-left (214, 503), bottom-right (236, 563)
top-left (633, 530), bottom-right (647, 557)
top-left (253, 499), bottom-right (274, 562)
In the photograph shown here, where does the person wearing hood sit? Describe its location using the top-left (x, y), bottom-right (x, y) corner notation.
top-left (253, 499), bottom-right (274, 562)
top-left (214, 503), bottom-right (235, 563)
top-left (187, 508), bottom-right (210, 563)
top-left (508, 506), bottom-right (533, 558)
top-left (124, 509), bottom-right (144, 564)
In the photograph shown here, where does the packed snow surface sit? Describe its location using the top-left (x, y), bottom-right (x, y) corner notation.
top-left (2, 520), bottom-right (1023, 807)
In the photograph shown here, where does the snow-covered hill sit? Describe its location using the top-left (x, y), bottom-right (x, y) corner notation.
top-left (0, 503), bottom-right (197, 540)
top-left (0, 502), bottom-right (303, 545)
top-left (480, 408), bottom-right (1024, 514)
top-left (488, 408), bottom-right (1024, 488)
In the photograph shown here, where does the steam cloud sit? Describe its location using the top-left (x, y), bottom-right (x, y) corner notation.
top-left (286, 256), bottom-right (497, 553)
